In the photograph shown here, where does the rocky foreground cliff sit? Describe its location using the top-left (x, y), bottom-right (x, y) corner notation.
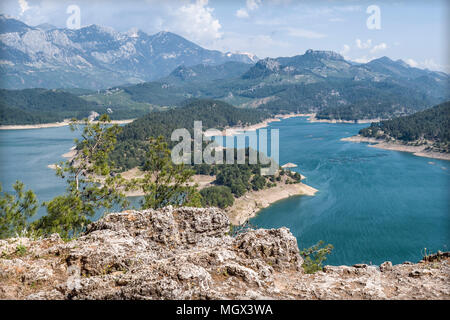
top-left (0, 207), bottom-right (449, 300)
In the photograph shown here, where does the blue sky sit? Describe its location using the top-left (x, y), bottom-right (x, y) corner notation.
top-left (1, 0), bottom-right (448, 72)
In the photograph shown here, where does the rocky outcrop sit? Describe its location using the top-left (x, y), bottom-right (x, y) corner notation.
top-left (0, 207), bottom-right (449, 300)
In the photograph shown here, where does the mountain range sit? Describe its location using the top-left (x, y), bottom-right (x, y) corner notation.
top-left (1, 15), bottom-right (449, 123)
top-left (0, 14), bottom-right (257, 90)
top-left (84, 49), bottom-right (448, 120)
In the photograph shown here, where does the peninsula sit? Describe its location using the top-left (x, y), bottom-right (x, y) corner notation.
top-left (342, 101), bottom-right (450, 161)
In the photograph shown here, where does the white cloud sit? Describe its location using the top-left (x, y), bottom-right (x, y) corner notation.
top-left (406, 58), bottom-right (418, 68)
top-left (286, 27), bottom-right (326, 39)
top-left (18, 0), bottom-right (30, 15)
top-left (212, 32), bottom-right (289, 58)
top-left (340, 44), bottom-right (350, 56)
top-left (352, 56), bottom-right (374, 64)
top-left (329, 17), bottom-right (345, 22)
top-left (171, 0), bottom-right (222, 45)
top-left (355, 39), bottom-right (387, 54)
top-left (347, 39), bottom-right (391, 65)
top-left (335, 5), bottom-right (362, 12)
top-left (406, 58), bottom-right (449, 72)
top-left (370, 42), bottom-right (387, 53)
top-left (246, 0), bottom-right (261, 11)
top-left (356, 39), bottom-right (372, 49)
top-left (236, 0), bottom-right (261, 19)
top-left (419, 59), bottom-right (448, 72)
top-left (235, 8), bottom-right (249, 18)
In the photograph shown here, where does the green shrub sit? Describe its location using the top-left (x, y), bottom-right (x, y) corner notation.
top-left (300, 241), bottom-right (334, 274)
top-left (200, 186), bottom-right (235, 209)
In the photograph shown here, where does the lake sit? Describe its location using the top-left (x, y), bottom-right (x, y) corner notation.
top-left (0, 117), bottom-right (448, 265)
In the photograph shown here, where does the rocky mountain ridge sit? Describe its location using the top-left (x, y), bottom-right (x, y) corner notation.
top-left (0, 207), bottom-right (448, 300)
top-left (0, 15), bottom-right (257, 89)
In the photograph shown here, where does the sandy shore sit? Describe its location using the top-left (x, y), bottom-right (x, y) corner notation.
top-left (118, 167), bottom-right (216, 197)
top-left (226, 182), bottom-right (318, 225)
top-left (62, 146), bottom-right (77, 159)
top-left (308, 115), bottom-right (384, 124)
top-left (204, 113), bottom-right (315, 137)
top-left (107, 166), bottom-right (318, 224)
top-left (342, 135), bottom-right (450, 161)
top-left (0, 119), bottom-right (135, 130)
top-left (204, 117), bottom-right (281, 137)
top-left (208, 113), bottom-right (382, 137)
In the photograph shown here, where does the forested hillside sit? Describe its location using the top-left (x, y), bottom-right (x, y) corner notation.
top-left (2, 47), bottom-right (449, 125)
top-left (109, 99), bottom-right (294, 203)
top-left (83, 51), bottom-right (448, 121)
top-left (359, 101), bottom-right (450, 152)
top-left (0, 89), bottom-right (102, 124)
top-left (0, 88), bottom-right (155, 125)
top-left (111, 99), bottom-right (270, 170)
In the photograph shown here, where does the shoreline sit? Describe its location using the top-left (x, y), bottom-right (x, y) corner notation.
top-left (120, 168), bottom-right (216, 197)
top-left (218, 113), bottom-right (384, 136)
top-left (205, 113), bottom-right (315, 137)
top-left (308, 115), bottom-right (385, 124)
top-left (2, 111), bottom-right (381, 131)
top-left (103, 167), bottom-right (319, 226)
top-left (342, 135), bottom-right (450, 161)
top-left (226, 182), bottom-right (318, 225)
top-left (0, 119), bottom-right (135, 130)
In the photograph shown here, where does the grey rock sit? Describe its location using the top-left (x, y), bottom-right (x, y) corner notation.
top-left (379, 261), bottom-right (393, 272)
top-left (0, 207), bottom-right (449, 300)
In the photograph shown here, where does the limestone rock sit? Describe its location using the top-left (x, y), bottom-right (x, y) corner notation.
top-left (0, 207), bottom-right (448, 300)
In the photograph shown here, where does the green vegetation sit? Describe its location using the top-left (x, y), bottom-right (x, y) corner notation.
top-left (2, 59), bottom-right (448, 125)
top-left (0, 88), bottom-right (101, 125)
top-left (359, 101), bottom-right (450, 152)
top-left (77, 56), bottom-right (447, 121)
top-left (111, 99), bottom-right (270, 171)
top-left (0, 88), bottom-right (157, 125)
top-left (0, 114), bottom-right (204, 239)
top-left (195, 151), bottom-right (269, 198)
top-left (132, 136), bottom-right (201, 209)
top-left (194, 154), bottom-right (301, 200)
top-left (200, 186), bottom-right (234, 209)
top-left (15, 244), bottom-right (27, 256)
top-left (0, 110), bottom-right (331, 262)
top-left (34, 115), bottom-right (130, 238)
top-left (300, 241), bottom-right (334, 274)
top-left (108, 99), bottom-right (305, 207)
top-left (311, 80), bottom-right (439, 121)
top-left (80, 88), bottom-right (163, 119)
top-left (0, 181), bottom-right (38, 238)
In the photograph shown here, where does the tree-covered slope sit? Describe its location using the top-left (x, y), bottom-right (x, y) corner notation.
top-left (359, 101), bottom-right (450, 152)
top-left (85, 50), bottom-right (449, 121)
top-left (0, 88), bottom-right (103, 125)
top-left (110, 99), bottom-right (271, 170)
top-left (0, 88), bottom-right (160, 125)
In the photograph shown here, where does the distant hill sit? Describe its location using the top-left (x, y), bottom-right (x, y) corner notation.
top-left (0, 88), bottom-right (154, 125)
top-left (161, 62), bottom-right (252, 84)
top-left (359, 101), bottom-right (450, 153)
top-left (0, 15), bottom-right (257, 90)
top-left (110, 99), bottom-right (271, 170)
top-left (0, 88), bottom-right (101, 124)
top-left (85, 49), bottom-right (449, 121)
top-left (1, 15), bottom-right (449, 122)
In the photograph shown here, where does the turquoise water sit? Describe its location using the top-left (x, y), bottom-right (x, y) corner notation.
top-left (0, 118), bottom-right (448, 265)
top-left (249, 117), bottom-right (449, 265)
top-left (0, 126), bottom-right (140, 220)
top-left (0, 127), bottom-right (76, 219)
